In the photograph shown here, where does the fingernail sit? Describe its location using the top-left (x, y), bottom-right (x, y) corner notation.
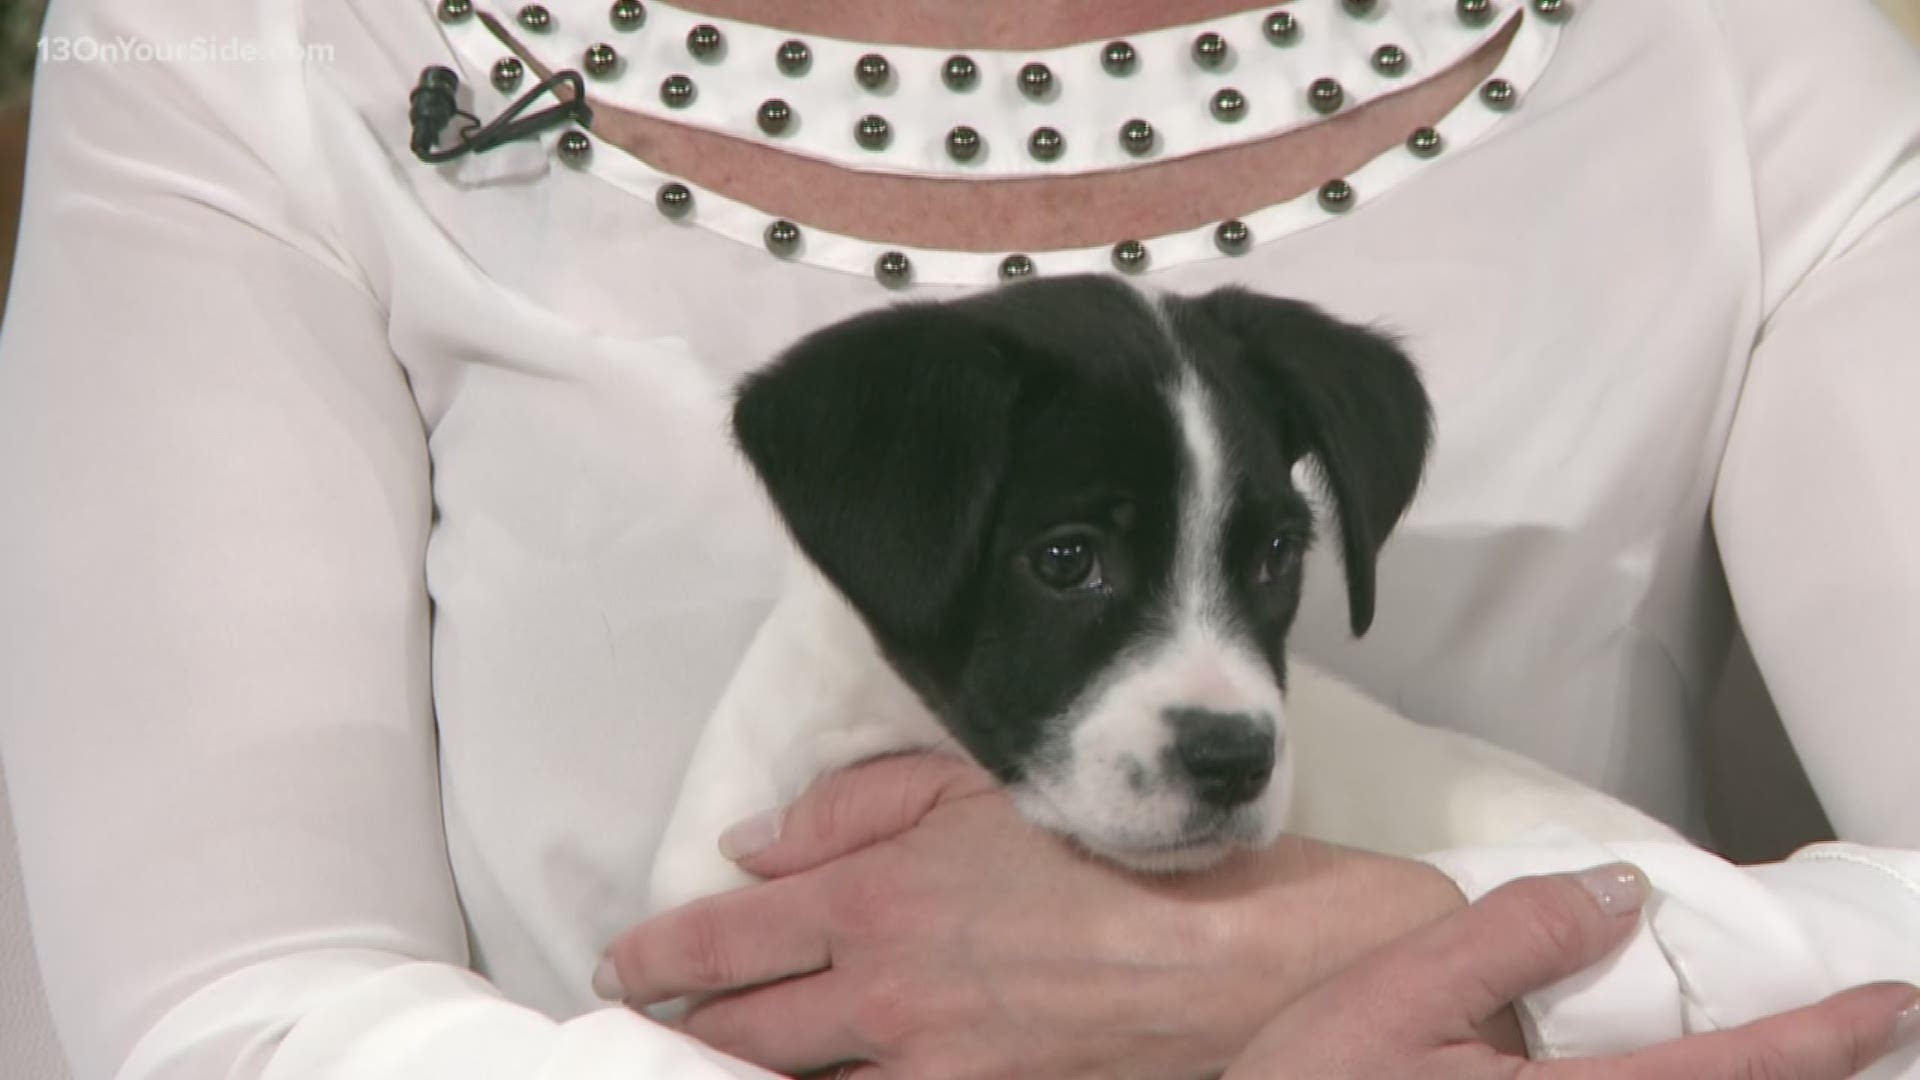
top-left (1894, 987), bottom-right (1920, 1047)
top-left (592, 955), bottom-right (625, 1002)
top-left (718, 807), bottom-right (783, 861)
top-left (1575, 862), bottom-right (1648, 917)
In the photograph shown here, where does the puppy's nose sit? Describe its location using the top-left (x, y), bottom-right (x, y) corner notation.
top-left (1166, 708), bottom-right (1276, 808)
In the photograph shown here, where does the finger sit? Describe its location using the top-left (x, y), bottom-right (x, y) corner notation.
top-left (1374, 862), bottom-right (1650, 1032)
top-left (727, 751), bottom-right (995, 879)
top-left (799, 1065), bottom-right (884, 1080)
top-left (680, 970), bottom-right (865, 1075)
top-left (602, 872), bottom-right (832, 1004)
top-left (1540, 980), bottom-right (1920, 1080)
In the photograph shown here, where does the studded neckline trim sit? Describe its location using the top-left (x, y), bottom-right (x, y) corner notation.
top-left (432, 0), bottom-right (1569, 287)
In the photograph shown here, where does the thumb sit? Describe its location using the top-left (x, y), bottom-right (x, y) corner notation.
top-left (1386, 862), bottom-right (1651, 1033)
top-left (722, 750), bottom-right (995, 878)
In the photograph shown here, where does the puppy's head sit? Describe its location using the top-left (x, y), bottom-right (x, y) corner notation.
top-left (733, 276), bottom-right (1431, 870)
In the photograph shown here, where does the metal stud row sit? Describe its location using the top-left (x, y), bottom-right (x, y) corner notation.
top-left (441, 0), bottom-right (1543, 45)
top-left (546, 105), bottom-right (1497, 284)
top-left (567, 178), bottom-right (1383, 287)
top-left (557, 84), bottom-right (1496, 168)
top-left (510, 6), bottom-right (1534, 103)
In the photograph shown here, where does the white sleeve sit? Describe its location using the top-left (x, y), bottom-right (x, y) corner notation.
top-left (1425, 837), bottom-right (1920, 1074)
top-left (0, 2), bottom-right (769, 1078)
top-left (1421, 4), bottom-right (1920, 1072)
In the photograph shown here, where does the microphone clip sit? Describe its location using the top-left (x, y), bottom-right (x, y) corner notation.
top-left (410, 65), bottom-right (593, 164)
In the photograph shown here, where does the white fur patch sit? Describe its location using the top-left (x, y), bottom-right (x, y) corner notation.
top-left (1014, 367), bottom-right (1292, 869)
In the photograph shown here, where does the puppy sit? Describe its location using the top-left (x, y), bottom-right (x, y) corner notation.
top-left (650, 275), bottom-right (1676, 913)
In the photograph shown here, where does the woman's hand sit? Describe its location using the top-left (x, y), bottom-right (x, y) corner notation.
top-left (599, 752), bottom-right (1472, 1078)
top-left (1223, 863), bottom-right (1920, 1080)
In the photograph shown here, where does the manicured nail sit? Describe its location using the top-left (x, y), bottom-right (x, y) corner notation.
top-left (592, 955), bottom-right (625, 1002)
top-left (1894, 987), bottom-right (1920, 1047)
top-left (718, 807), bottom-right (784, 861)
top-left (1575, 862), bottom-right (1648, 917)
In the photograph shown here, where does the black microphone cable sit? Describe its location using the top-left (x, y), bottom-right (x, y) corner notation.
top-left (410, 64), bottom-right (593, 163)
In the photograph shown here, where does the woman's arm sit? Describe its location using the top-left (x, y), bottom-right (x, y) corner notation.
top-left (0, 2), bottom-right (766, 1076)
top-left (1421, 0), bottom-right (1920, 1063)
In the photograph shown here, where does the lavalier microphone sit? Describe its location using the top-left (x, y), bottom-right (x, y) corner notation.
top-left (410, 64), bottom-right (593, 163)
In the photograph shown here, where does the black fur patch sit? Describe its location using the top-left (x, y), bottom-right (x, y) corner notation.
top-left (732, 275), bottom-right (1430, 780)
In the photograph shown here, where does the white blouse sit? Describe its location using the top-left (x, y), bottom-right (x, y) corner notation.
top-left (2, 0), bottom-right (1919, 1076)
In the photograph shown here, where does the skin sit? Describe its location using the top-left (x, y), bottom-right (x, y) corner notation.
top-left (605, 753), bottom-right (1496, 1078)
top-left (1222, 865), bottom-right (1920, 1080)
top-left (603, 755), bottom-right (1918, 1079)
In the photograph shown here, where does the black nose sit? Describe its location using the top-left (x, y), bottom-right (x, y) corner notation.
top-left (1166, 709), bottom-right (1276, 808)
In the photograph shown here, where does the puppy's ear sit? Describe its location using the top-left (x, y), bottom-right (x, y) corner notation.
top-left (1184, 288), bottom-right (1433, 636)
top-left (733, 305), bottom-right (1031, 648)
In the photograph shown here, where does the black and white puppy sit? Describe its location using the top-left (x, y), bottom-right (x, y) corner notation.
top-left (650, 275), bottom-right (1674, 911)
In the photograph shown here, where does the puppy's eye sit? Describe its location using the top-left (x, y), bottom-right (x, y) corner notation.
top-left (1256, 534), bottom-right (1301, 585)
top-left (1029, 535), bottom-right (1104, 592)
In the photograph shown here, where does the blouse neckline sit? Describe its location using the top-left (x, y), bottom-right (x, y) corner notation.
top-left (432, 0), bottom-right (1569, 287)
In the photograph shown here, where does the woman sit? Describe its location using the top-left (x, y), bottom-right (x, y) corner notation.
top-left (1, 0), bottom-right (1917, 1076)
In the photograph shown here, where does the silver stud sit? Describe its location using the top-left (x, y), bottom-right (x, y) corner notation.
top-left (855, 114), bottom-right (891, 150)
top-left (1102, 41), bottom-right (1137, 76)
top-left (557, 130), bottom-right (591, 165)
top-left (764, 219), bottom-right (801, 257)
top-left (1309, 77), bottom-right (1345, 114)
top-left (584, 43), bottom-right (619, 78)
top-left (875, 251), bottom-right (913, 287)
top-left (1028, 126), bottom-right (1065, 161)
top-left (1318, 178), bottom-right (1355, 212)
top-left (1211, 88), bottom-right (1247, 122)
top-left (1120, 118), bottom-right (1155, 156)
top-left (776, 39), bottom-right (812, 76)
top-left (1018, 62), bottom-right (1054, 99)
top-left (656, 182), bottom-right (693, 218)
top-left (946, 125), bottom-right (982, 162)
top-left (999, 254), bottom-right (1035, 280)
top-left (491, 57), bottom-right (524, 92)
top-left (438, 0), bottom-right (473, 23)
top-left (1111, 240), bottom-right (1149, 273)
top-left (517, 4), bottom-right (551, 31)
top-left (687, 24), bottom-right (723, 61)
top-left (943, 55), bottom-right (977, 90)
top-left (1479, 77), bottom-right (1517, 110)
top-left (1263, 10), bottom-right (1300, 44)
top-left (660, 74), bottom-right (696, 108)
top-left (854, 53), bottom-right (891, 90)
top-left (1214, 219), bottom-right (1251, 255)
top-left (610, 0), bottom-right (645, 30)
top-left (1192, 32), bottom-right (1229, 69)
top-left (1407, 126), bottom-right (1443, 157)
top-left (1457, 0), bottom-right (1495, 26)
top-left (1532, 0), bottom-right (1570, 19)
top-left (757, 98), bottom-right (793, 135)
top-left (1343, 0), bottom-right (1379, 16)
top-left (1372, 44), bottom-right (1408, 76)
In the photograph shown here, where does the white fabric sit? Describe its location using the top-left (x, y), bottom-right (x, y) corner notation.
top-left (2, 0), bottom-right (1919, 1077)
top-left (0, 763), bottom-right (69, 1080)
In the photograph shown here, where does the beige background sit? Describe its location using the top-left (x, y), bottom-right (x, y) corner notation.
top-left (0, 5), bottom-right (1917, 1080)
top-left (1890, 0), bottom-right (1920, 40)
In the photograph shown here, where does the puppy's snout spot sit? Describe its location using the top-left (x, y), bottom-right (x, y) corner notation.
top-left (1165, 708), bottom-right (1276, 808)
